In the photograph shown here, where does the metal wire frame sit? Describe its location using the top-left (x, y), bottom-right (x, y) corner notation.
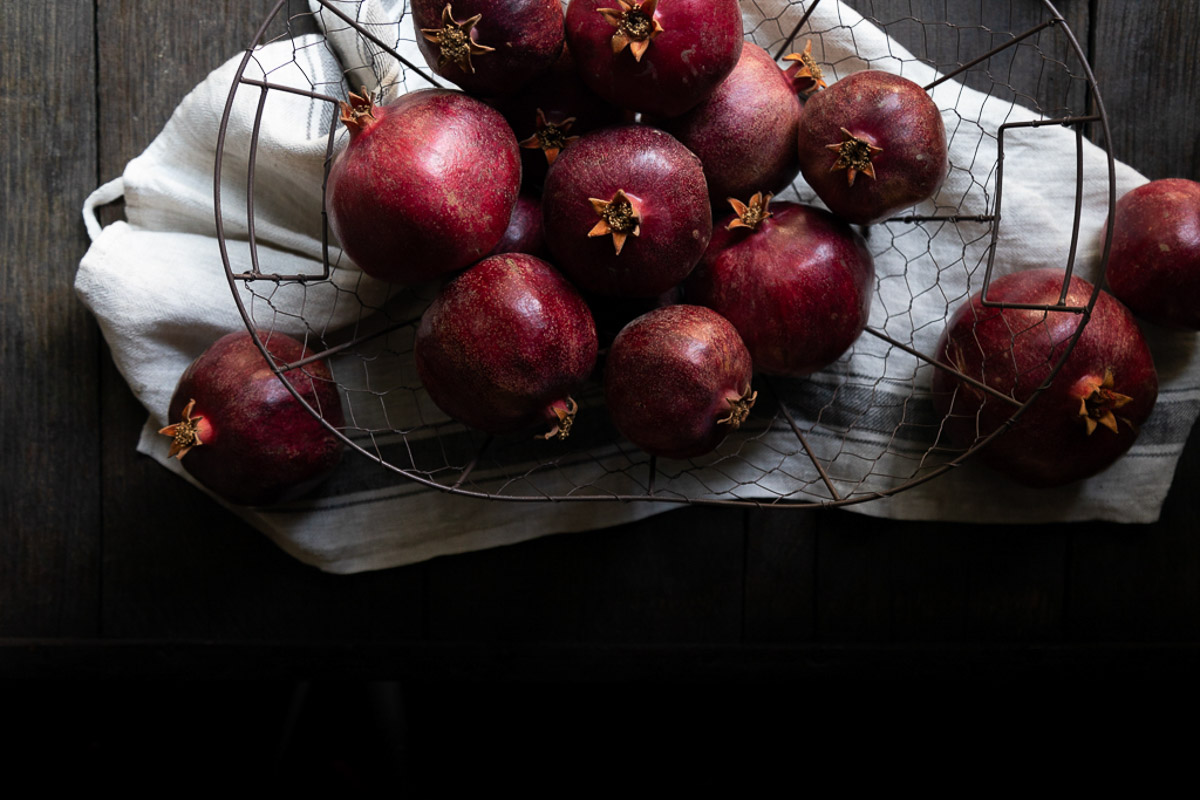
top-left (213, 0), bottom-right (1117, 508)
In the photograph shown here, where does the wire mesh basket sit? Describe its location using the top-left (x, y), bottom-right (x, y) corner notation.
top-left (214, 0), bottom-right (1115, 508)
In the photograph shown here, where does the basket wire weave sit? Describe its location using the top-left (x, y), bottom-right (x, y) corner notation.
top-left (213, 0), bottom-right (1115, 508)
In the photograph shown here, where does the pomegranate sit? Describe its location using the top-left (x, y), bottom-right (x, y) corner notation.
top-left (656, 42), bottom-right (805, 206)
top-left (415, 253), bottom-right (599, 438)
top-left (932, 268), bottom-right (1158, 488)
top-left (488, 192), bottom-right (548, 259)
top-left (796, 70), bottom-right (948, 225)
top-left (604, 304), bottom-right (756, 459)
top-left (490, 45), bottom-right (626, 193)
top-left (564, 0), bottom-right (744, 118)
top-left (685, 193), bottom-right (875, 377)
top-left (412, 0), bottom-right (564, 97)
top-left (1104, 178), bottom-right (1200, 330)
top-left (326, 87), bottom-right (520, 285)
top-left (541, 123), bottom-right (712, 297)
top-left (158, 331), bottom-right (344, 506)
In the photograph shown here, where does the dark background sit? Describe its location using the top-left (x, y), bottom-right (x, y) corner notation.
top-left (3, 0), bottom-right (1198, 788)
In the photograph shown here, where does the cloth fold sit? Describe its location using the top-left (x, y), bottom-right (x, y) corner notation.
top-left (76, 0), bottom-right (1200, 574)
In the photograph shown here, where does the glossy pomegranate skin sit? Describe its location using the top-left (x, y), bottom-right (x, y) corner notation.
top-left (327, 88), bottom-right (520, 285)
top-left (1104, 178), bottom-right (1200, 329)
top-left (412, 0), bottom-right (565, 97)
top-left (488, 192), bottom-right (548, 259)
top-left (604, 304), bottom-right (754, 459)
top-left (564, 0), bottom-right (743, 118)
top-left (415, 253), bottom-right (599, 436)
top-left (658, 43), bottom-right (804, 206)
top-left (686, 201), bottom-right (874, 377)
top-left (932, 269), bottom-right (1158, 487)
top-left (165, 331), bottom-right (344, 506)
top-left (490, 45), bottom-right (626, 193)
top-left (541, 123), bottom-right (712, 297)
top-left (797, 70), bottom-right (948, 225)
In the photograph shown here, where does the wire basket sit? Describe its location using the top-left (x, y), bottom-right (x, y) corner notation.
top-left (213, 0), bottom-right (1115, 508)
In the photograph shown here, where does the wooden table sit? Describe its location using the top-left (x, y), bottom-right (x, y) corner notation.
top-left (4, 0), bottom-right (1200, 775)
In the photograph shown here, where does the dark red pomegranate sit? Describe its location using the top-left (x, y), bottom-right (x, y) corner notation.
top-left (564, 0), bottom-right (743, 118)
top-left (657, 42), bottom-right (805, 206)
top-left (685, 194), bottom-right (875, 376)
top-left (487, 192), bottom-right (548, 259)
top-left (326, 88), bottom-right (520, 285)
top-left (158, 331), bottom-right (344, 506)
top-left (541, 123), bottom-right (712, 297)
top-left (490, 45), bottom-right (627, 193)
top-left (415, 253), bottom-right (599, 438)
top-left (604, 304), bottom-right (756, 459)
top-left (1104, 178), bottom-right (1200, 330)
top-left (932, 268), bottom-right (1158, 488)
top-left (412, 0), bottom-right (564, 97)
top-left (797, 70), bottom-right (948, 225)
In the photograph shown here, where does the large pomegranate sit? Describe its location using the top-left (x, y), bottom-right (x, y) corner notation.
top-left (541, 123), bottom-right (712, 297)
top-left (415, 253), bottom-right (599, 438)
top-left (604, 304), bottom-right (756, 459)
top-left (797, 70), bottom-right (948, 225)
top-left (1104, 178), bottom-right (1200, 330)
top-left (657, 42), bottom-right (805, 206)
top-left (564, 0), bottom-right (744, 118)
top-left (326, 88), bottom-right (520, 285)
top-left (685, 194), bottom-right (875, 377)
top-left (159, 331), bottom-right (344, 506)
top-left (412, 0), bottom-right (565, 97)
top-left (932, 268), bottom-right (1158, 488)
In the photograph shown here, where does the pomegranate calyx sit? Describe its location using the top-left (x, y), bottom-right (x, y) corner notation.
top-left (826, 127), bottom-right (883, 187)
top-left (158, 399), bottom-right (209, 459)
top-left (1075, 368), bottom-right (1134, 436)
top-left (587, 189), bottom-right (642, 255)
top-left (338, 87), bottom-right (377, 137)
top-left (538, 397), bottom-right (579, 441)
top-left (782, 40), bottom-right (827, 96)
top-left (518, 109), bottom-right (579, 165)
top-left (421, 3), bottom-right (495, 75)
top-left (598, 0), bottom-right (663, 63)
top-left (717, 386), bottom-right (758, 429)
top-left (726, 192), bottom-right (774, 231)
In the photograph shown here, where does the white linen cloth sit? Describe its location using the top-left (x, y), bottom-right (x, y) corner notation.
top-left (76, 0), bottom-right (1200, 573)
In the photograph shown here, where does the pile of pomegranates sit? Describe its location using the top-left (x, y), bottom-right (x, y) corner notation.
top-left (191, 5), bottom-right (1189, 497)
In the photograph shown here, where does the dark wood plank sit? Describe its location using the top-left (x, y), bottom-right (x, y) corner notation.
top-left (743, 508), bottom-right (818, 642)
top-left (427, 505), bottom-right (746, 642)
top-left (92, 0), bottom-right (424, 639)
top-left (1088, 0), bottom-right (1200, 182)
top-left (0, 1), bottom-right (101, 636)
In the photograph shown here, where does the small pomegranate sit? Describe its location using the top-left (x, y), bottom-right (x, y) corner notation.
top-left (604, 304), bottom-right (756, 459)
top-left (412, 0), bottom-right (565, 97)
top-left (932, 268), bottom-right (1158, 488)
top-left (159, 331), bottom-right (344, 506)
top-left (415, 253), bottom-right (599, 438)
top-left (541, 123), bottom-right (712, 297)
top-left (326, 88), bottom-right (520, 285)
top-left (657, 42), bottom-right (806, 206)
top-left (686, 193), bottom-right (875, 377)
top-left (491, 45), bottom-right (626, 193)
top-left (487, 192), bottom-right (548, 259)
top-left (1104, 178), bottom-right (1200, 330)
top-left (797, 70), bottom-right (948, 225)
top-left (564, 0), bottom-right (744, 118)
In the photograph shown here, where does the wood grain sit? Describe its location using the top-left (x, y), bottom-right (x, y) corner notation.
top-left (0, 0), bottom-right (101, 636)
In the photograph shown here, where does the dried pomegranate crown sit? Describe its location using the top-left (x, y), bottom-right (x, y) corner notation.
top-left (420, 3), bottom-right (495, 74)
top-left (598, 0), bottom-right (664, 62)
